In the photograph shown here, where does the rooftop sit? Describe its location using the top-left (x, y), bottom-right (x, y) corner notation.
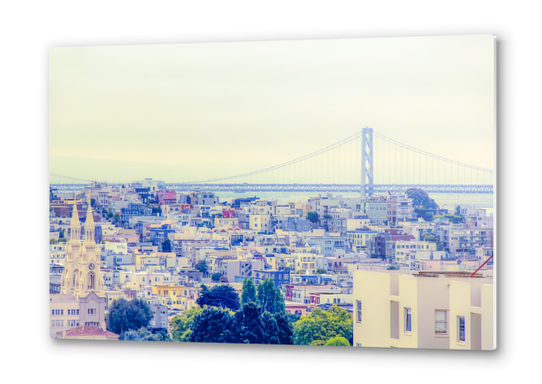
top-left (56, 326), bottom-right (119, 338)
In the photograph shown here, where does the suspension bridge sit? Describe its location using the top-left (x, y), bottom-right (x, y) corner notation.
top-left (50, 128), bottom-right (494, 195)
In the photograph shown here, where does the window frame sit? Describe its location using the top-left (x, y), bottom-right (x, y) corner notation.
top-left (457, 316), bottom-right (466, 342)
top-left (404, 307), bottom-right (412, 333)
top-left (435, 310), bottom-right (448, 335)
top-left (356, 300), bottom-right (362, 324)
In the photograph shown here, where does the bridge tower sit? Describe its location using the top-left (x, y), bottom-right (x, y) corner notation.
top-left (360, 127), bottom-right (374, 198)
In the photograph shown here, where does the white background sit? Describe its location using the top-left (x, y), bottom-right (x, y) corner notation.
top-left (1, 1), bottom-right (539, 382)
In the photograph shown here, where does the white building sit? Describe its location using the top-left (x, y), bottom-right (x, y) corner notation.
top-left (352, 269), bottom-right (494, 350)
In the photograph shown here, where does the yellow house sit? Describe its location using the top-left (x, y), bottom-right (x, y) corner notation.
top-left (152, 285), bottom-right (185, 297)
top-left (250, 214), bottom-right (271, 233)
top-left (151, 285), bottom-right (199, 311)
top-left (294, 253), bottom-right (318, 274)
top-left (214, 217), bottom-right (239, 229)
top-left (352, 269), bottom-right (494, 350)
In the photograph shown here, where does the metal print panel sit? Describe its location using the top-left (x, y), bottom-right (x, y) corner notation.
top-left (49, 35), bottom-right (496, 349)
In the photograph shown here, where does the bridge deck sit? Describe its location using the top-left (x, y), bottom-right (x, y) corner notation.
top-left (49, 183), bottom-right (494, 194)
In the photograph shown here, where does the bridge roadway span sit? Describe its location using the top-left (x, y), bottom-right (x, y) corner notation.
top-left (50, 183), bottom-right (494, 194)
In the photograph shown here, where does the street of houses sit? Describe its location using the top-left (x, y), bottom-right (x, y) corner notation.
top-left (49, 179), bottom-right (494, 349)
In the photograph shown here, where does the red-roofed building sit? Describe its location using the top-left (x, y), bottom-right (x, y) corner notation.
top-left (55, 326), bottom-right (119, 340)
top-left (391, 234), bottom-right (416, 242)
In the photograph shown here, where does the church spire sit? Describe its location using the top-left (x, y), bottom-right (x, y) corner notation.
top-left (70, 192), bottom-right (80, 226)
top-left (85, 191), bottom-right (96, 244)
top-left (86, 192), bottom-right (95, 228)
top-left (70, 192), bottom-right (81, 244)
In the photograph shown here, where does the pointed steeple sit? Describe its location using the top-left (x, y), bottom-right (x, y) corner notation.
top-left (85, 191), bottom-right (96, 244)
top-left (70, 192), bottom-right (80, 227)
top-left (86, 192), bottom-right (95, 229)
top-left (70, 192), bottom-right (81, 245)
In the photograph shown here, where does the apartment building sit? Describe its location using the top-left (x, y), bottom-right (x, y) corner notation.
top-left (352, 269), bottom-right (494, 350)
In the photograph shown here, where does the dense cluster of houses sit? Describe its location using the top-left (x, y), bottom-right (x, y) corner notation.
top-left (49, 178), bottom-right (494, 349)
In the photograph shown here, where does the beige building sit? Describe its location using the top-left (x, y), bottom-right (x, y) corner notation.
top-left (214, 217), bottom-right (239, 229)
top-left (289, 202), bottom-right (310, 218)
top-left (50, 193), bottom-right (108, 338)
top-left (250, 214), bottom-right (271, 233)
top-left (352, 269), bottom-right (494, 350)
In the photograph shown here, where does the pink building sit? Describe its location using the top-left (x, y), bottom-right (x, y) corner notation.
top-left (223, 209), bottom-right (236, 218)
top-left (285, 301), bottom-right (308, 317)
top-left (156, 190), bottom-right (177, 205)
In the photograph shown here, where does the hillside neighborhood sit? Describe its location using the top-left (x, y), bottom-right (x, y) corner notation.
top-left (49, 179), bottom-right (494, 349)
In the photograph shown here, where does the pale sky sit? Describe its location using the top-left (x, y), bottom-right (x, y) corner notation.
top-left (49, 35), bottom-right (495, 184)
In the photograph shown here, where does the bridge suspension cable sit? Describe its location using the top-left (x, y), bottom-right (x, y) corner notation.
top-left (179, 131), bottom-right (363, 184)
top-left (50, 172), bottom-right (94, 183)
top-left (373, 132), bottom-right (493, 174)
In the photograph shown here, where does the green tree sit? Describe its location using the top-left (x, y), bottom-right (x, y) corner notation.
top-left (196, 284), bottom-right (240, 311)
top-left (316, 268), bottom-right (327, 274)
top-left (59, 228), bottom-right (65, 239)
top-left (257, 278), bottom-right (277, 313)
top-left (186, 284), bottom-right (293, 345)
top-left (211, 273), bottom-right (222, 282)
top-left (421, 232), bottom-right (445, 251)
top-left (310, 339), bottom-right (327, 346)
top-left (272, 289), bottom-right (286, 314)
top-left (325, 336), bottom-right (350, 346)
top-left (307, 211), bottom-right (319, 225)
top-left (293, 305), bottom-right (353, 346)
top-left (50, 238), bottom-right (58, 244)
top-left (121, 327), bottom-right (172, 341)
top-left (106, 298), bottom-right (153, 335)
top-left (261, 311), bottom-right (281, 344)
top-left (406, 188), bottom-right (439, 210)
top-left (170, 306), bottom-right (203, 342)
top-left (421, 232), bottom-right (437, 242)
top-left (241, 278), bottom-right (258, 305)
top-left (274, 311), bottom-right (294, 344)
top-left (433, 214), bottom-right (465, 224)
top-left (161, 239), bottom-right (172, 253)
top-left (234, 301), bottom-right (267, 343)
top-left (195, 260), bottom-right (208, 275)
top-left (189, 306), bottom-right (238, 343)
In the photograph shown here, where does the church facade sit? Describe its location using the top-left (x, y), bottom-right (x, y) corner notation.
top-left (50, 193), bottom-right (108, 338)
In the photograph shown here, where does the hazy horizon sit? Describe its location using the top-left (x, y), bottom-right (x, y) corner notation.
top-left (50, 35), bottom-right (495, 184)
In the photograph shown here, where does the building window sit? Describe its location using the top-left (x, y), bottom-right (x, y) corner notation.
top-left (356, 300), bottom-right (362, 323)
top-left (457, 316), bottom-right (466, 342)
top-left (404, 308), bottom-right (412, 332)
top-left (435, 310), bottom-right (447, 334)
